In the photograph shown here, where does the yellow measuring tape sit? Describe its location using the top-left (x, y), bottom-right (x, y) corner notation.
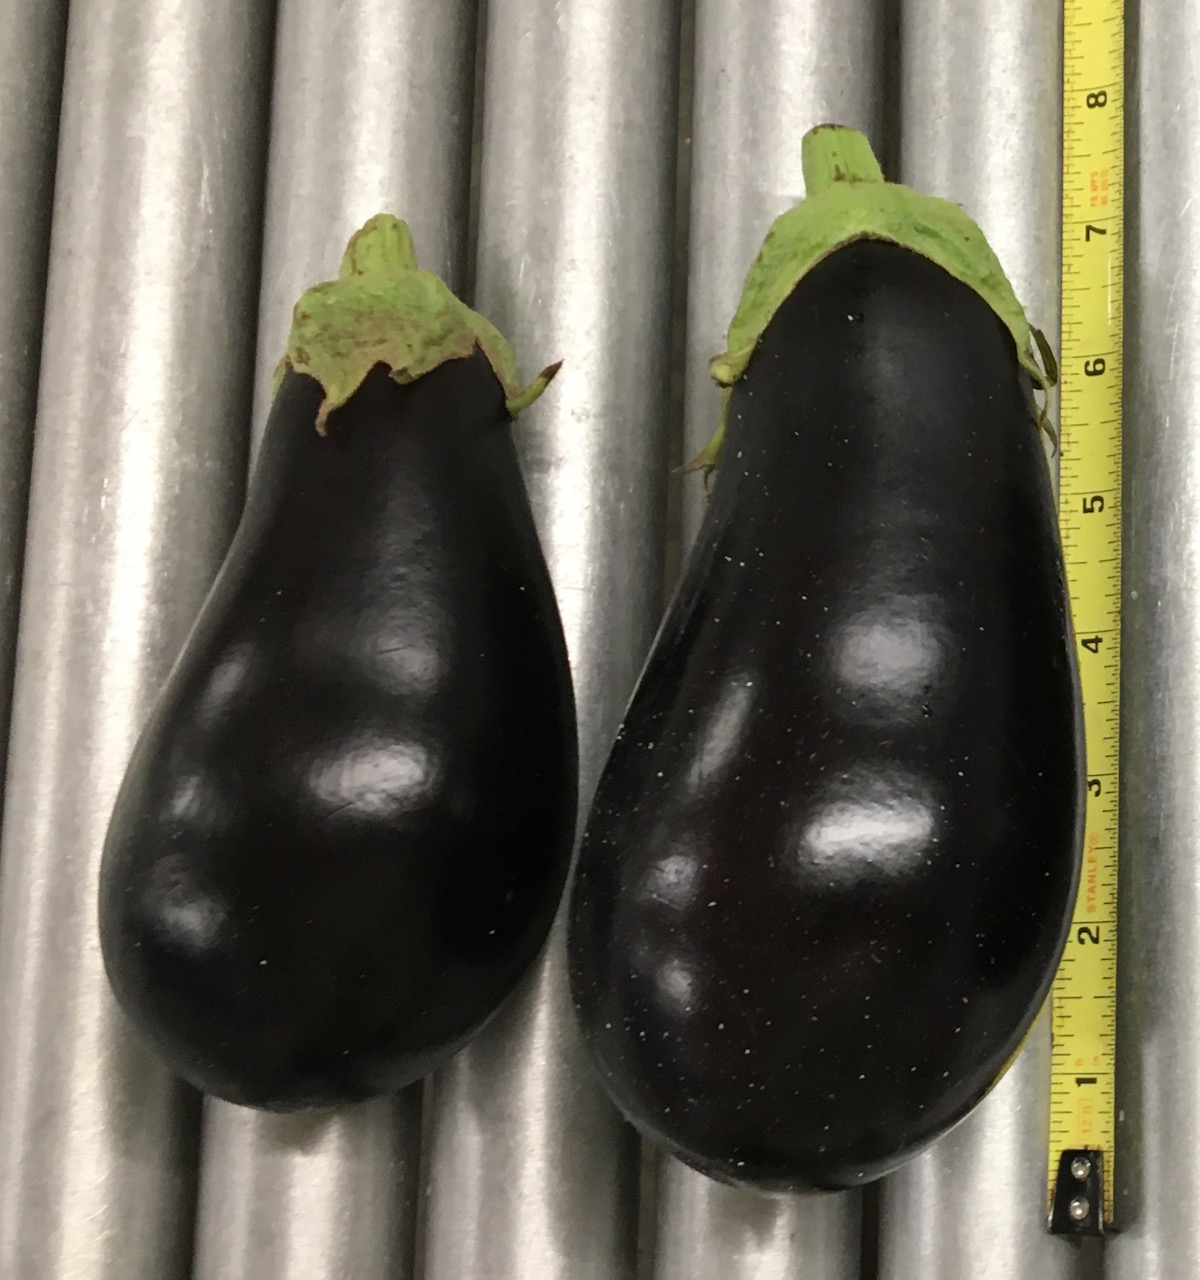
top-left (1047, 0), bottom-right (1123, 1235)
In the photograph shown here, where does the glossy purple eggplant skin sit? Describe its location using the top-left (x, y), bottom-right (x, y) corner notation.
top-left (100, 354), bottom-right (576, 1110)
top-left (567, 241), bottom-right (1084, 1192)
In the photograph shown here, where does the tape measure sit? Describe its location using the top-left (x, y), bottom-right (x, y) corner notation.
top-left (1047, 0), bottom-right (1124, 1236)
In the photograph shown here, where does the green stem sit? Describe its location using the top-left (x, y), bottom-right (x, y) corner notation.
top-left (800, 124), bottom-right (885, 194)
top-left (276, 213), bottom-right (559, 424)
top-left (505, 361), bottom-right (563, 416)
top-left (338, 214), bottom-right (418, 279)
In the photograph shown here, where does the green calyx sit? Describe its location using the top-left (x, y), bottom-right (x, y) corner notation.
top-left (273, 214), bottom-right (560, 432)
top-left (689, 123), bottom-right (1058, 477)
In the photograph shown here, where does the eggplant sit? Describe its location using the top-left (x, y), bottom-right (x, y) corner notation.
top-left (99, 216), bottom-right (576, 1110)
top-left (567, 126), bottom-right (1083, 1191)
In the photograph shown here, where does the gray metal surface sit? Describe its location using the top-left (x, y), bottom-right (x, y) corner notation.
top-left (878, 3), bottom-right (1079, 1277)
top-left (880, 1009), bottom-right (1082, 1280)
top-left (1107, 0), bottom-right (1200, 1275)
top-left (895, 0), bottom-right (1062, 343)
top-left (192, 5), bottom-right (478, 1276)
top-left (194, 1098), bottom-right (421, 1280)
top-left (0, 0), bottom-right (69, 817)
top-left (660, 1), bottom-right (883, 1271)
top-left (248, 0), bottom-right (479, 451)
top-left (422, 0), bottom-right (681, 1275)
top-left (0, 1), bottom-right (274, 1275)
top-left (654, 1156), bottom-right (862, 1280)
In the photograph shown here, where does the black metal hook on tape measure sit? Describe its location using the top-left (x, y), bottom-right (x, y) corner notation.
top-left (1049, 1149), bottom-right (1105, 1236)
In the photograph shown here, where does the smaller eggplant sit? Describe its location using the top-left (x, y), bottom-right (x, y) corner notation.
top-left (99, 216), bottom-right (577, 1111)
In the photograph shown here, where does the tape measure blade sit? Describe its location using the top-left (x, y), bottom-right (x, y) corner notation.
top-left (1049, 0), bottom-right (1123, 1232)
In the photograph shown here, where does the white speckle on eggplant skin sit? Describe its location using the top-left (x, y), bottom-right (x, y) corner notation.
top-left (567, 242), bottom-right (1084, 1194)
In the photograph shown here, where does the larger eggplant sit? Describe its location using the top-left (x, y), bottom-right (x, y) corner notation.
top-left (100, 217), bottom-right (576, 1110)
top-left (567, 126), bottom-right (1084, 1191)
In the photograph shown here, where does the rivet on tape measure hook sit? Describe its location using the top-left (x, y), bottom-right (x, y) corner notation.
top-left (1047, 0), bottom-right (1124, 1236)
